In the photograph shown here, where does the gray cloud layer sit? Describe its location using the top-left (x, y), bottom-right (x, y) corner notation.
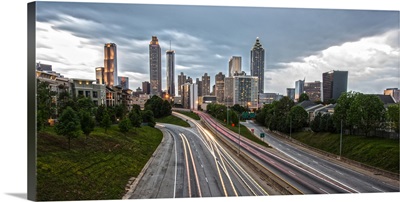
top-left (35, 2), bottom-right (399, 94)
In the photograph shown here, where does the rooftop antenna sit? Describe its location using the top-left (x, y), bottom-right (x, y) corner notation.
top-left (169, 40), bottom-right (171, 50)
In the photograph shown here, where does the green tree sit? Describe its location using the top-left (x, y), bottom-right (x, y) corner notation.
top-left (231, 104), bottom-right (245, 114)
top-left (275, 97), bottom-right (294, 133)
top-left (79, 110), bottom-right (95, 143)
top-left (142, 110), bottom-right (156, 127)
top-left (118, 117), bottom-right (131, 134)
top-left (145, 95), bottom-right (171, 118)
top-left (324, 114), bottom-right (336, 133)
top-left (57, 91), bottom-right (74, 116)
top-left (115, 104), bottom-right (128, 121)
top-left (101, 111), bottom-right (112, 133)
top-left (298, 93), bottom-right (309, 103)
top-left (131, 104), bottom-right (141, 114)
top-left (229, 110), bottom-right (239, 126)
top-left (348, 94), bottom-right (386, 136)
top-left (95, 104), bottom-right (107, 124)
top-left (310, 113), bottom-right (322, 132)
top-left (287, 106), bottom-right (308, 132)
top-left (36, 80), bottom-right (56, 130)
top-left (128, 110), bottom-right (142, 128)
top-left (76, 97), bottom-right (95, 114)
top-left (387, 104), bottom-right (400, 132)
top-left (255, 107), bottom-right (266, 126)
top-left (55, 107), bottom-right (81, 150)
top-left (333, 91), bottom-right (359, 135)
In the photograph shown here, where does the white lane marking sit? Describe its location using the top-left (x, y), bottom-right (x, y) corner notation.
top-left (173, 132), bottom-right (177, 198)
top-left (319, 188), bottom-right (329, 194)
top-left (372, 186), bottom-right (384, 192)
top-left (336, 170), bottom-right (344, 175)
top-left (205, 178), bottom-right (209, 183)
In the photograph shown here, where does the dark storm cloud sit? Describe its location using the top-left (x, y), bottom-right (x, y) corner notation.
top-left (36, 2), bottom-right (399, 93)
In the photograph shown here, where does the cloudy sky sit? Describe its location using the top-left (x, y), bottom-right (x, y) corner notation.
top-left (35, 1), bottom-right (399, 95)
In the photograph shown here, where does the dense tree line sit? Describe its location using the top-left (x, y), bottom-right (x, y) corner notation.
top-left (331, 91), bottom-right (388, 136)
top-left (206, 103), bottom-right (240, 126)
top-left (255, 91), bottom-right (394, 137)
top-left (255, 96), bottom-right (307, 134)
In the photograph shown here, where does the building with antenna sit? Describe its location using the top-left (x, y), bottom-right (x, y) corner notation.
top-left (250, 37), bottom-right (265, 94)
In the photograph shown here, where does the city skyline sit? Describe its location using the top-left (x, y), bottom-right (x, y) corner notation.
top-left (35, 2), bottom-right (399, 96)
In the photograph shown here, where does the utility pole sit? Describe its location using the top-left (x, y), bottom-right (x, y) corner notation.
top-left (238, 111), bottom-right (241, 155)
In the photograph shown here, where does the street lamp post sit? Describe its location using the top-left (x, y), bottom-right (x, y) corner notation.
top-left (226, 107), bottom-right (229, 127)
top-left (339, 119), bottom-right (343, 159)
top-left (290, 115), bottom-right (292, 139)
top-left (238, 111), bottom-right (241, 155)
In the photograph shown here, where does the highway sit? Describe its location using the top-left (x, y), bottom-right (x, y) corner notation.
top-left (127, 113), bottom-right (269, 199)
top-left (241, 120), bottom-right (400, 193)
top-left (196, 111), bottom-right (399, 194)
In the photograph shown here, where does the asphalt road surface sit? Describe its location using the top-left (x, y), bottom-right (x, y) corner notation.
top-left (241, 120), bottom-right (399, 193)
top-left (126, 117), bottom-right (269, 199)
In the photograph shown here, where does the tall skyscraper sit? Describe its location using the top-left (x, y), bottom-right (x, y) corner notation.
top-left (149, 36), bottom-right (162, 96)
top-left (196, 78), bottom-right (202, 96)
top-left (202, 73), bottom-right (211, 96)
top-left (250, 37), bottom-right (265, 94)
top-left (295, 79), bottom-right (305, 102)
top-left (181, 82), bottom-right (198, 110)
top-left (304, 81), bottom-right (321, 102)
top-left (178, 72), bottom-right (186, 95)
top-left (142, 81), bottom-right (150, 94)
top-left (215, 72), bottom-right (225, 103)
top-left (322, 70), bottom-right (348, 102)
top-left (229, 56), bottom-right (242, 77)
top-left (104, 43), bottom-right (118, 87)
top-left (186, 76), bottom-right (193, 84)
top-left (166, 49), bottom-right (175, 96)
top-left (118, 76), bottom-right (129, 90)
top-left (95, 67), bottom-right (104, 85)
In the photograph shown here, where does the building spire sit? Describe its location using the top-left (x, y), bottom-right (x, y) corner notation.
top-left (253, 37), bottom-right (263, 49)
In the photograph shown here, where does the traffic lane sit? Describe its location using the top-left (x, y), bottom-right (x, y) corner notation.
top-left (243, 121), bottom-right (399, 193)
top-left (174, 124), bottom-right (257, 197)
top-left (203, 114), bottom-right (351, 194)
top-left (128, 126), bottom-right (176, 199)
top-left (173, 111), bottom-right (269, 196)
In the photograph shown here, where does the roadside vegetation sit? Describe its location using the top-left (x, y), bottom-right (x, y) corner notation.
top-left (206, 103), bottom-right (270, 148)
top-left (173, 110), bottom-right (201, 120)
top-left (155, 114), bottom-right (191, 127)
top-left (37, 125), bottom-right (163, 200)
top-left (36, 80), bottom-right (173, 200)
top-left (291, 131), bottom-right (399, 173)
top-left (251, 91), bottom-right (399, 174)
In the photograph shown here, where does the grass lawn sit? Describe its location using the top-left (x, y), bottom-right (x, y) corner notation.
top-left (155, 114), bottom-right (191, 127)
top-left (173, 110), bottom-right (201, 120)
top-left (292, 131), bottom-right (399, 173)
top-left (36, 125), bottom-right (163, 201)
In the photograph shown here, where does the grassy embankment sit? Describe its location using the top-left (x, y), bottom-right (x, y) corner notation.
top-left (291, 131), bottom-right (399, 173)
top-left (37, 125), bottom-right (163, 201)
top-left (173, 110), bottom-right (201, 120)
top-left (155, 114), bottom-right (191, 127)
